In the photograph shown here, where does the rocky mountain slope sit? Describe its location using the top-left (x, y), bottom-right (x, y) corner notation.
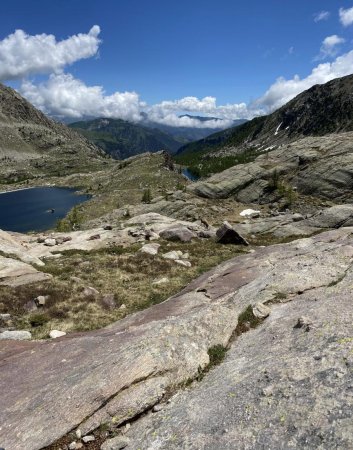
top-left (190, 131), bottom-right (353, 204)
top-left (0, 83), bottom-right (108, 182)
top-left (177, 74), bottom-right (353, 176)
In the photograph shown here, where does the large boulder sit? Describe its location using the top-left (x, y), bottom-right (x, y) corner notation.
top-left (216, 221), bottom-right (249, 245)
top-left (159, 226), bottom-right (196, 242)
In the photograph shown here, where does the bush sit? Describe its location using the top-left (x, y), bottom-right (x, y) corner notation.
top-left (29, 313), bottom-right (50, 327)
top-left (142, 188), bottom-right (152, 203)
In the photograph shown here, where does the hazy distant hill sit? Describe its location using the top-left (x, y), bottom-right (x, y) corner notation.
top-left (69, 116), bottom-right (247, 159)
top-left (69, 118), bottom-right (184, 159)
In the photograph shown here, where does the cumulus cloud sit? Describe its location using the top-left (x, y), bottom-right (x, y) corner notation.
top-left (316, 35), bottom-right (345, 60)
top-left (20, 74), bottom-right (142, 122)
top-left (339, 6), bottom-right (353, 26)
top-left (256, 49), bottom-right (353, 111)
top-left (20, 75), bottom-right (255, 127)
top-left (0, 26), bottom-right (101, 81)
top-left (147, 96), bottom-right (254, 127)
top-left (314, 10), bottom-right (330, 22)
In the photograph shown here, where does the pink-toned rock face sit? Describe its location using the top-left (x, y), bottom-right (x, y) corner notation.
top-left (1, 228), bottom-right (353, 449)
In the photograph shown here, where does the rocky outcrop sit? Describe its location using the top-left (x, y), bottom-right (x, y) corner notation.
top-left (191, 132), bottom-right (353, 203)
top-left (1, 228), bottom-right (353, 449)
top-left (0, 213), bottom-right (212, 286)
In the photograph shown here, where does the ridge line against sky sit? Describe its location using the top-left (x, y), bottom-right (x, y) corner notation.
top-left (1, 1), bottom-right (353, 128)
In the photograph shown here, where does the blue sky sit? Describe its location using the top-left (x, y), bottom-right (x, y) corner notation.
top-left (1, 0), bottom-right (353, 127)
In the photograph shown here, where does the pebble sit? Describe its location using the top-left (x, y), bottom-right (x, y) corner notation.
top-left (49, 330), bottom-right (67, 339)
top-left (82, 435), bottom-right (95, 443)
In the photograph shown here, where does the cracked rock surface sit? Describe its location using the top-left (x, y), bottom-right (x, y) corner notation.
top-left (1, 228), bottom-right (353, 449)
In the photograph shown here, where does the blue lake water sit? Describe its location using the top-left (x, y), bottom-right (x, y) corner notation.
top-left (182, 168), bottom-right (199, 181)
top-left (0, 187), bottom-right (90, 233)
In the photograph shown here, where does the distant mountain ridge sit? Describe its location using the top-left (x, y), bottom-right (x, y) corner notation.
top-left (178, 74), bottom-right (353, 159)
top-left (69, 116), bottom-right (247, 159)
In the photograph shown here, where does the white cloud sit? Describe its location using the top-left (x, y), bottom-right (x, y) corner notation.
top-left (316, 35), bottom-right (345, 60)
top-left (0, 26), bottom-right (101, 81)
top-left (20, 74), bottom-right (142, 122)
top-left (19, 75), bottom-right (255, 127)
top-left (314, 10), bottom-right (330, 22)
top-left (339, 6), bottom-right (353, 26)
top-left (147, 96), bottom-right (253, 126)
top-left (256, 49), bottom-right (353, 111)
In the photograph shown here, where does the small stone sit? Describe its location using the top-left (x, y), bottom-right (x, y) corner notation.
top-left (252, 303), bottom-right (271, 319)
top-left (82, 287), bottom-right (99, 298)
top-left (175, 259), bottom-right (192, 267)
top-left (35, 295), bottom-right (49, 307)
top-left (152, 404), bottom-right (164, 412)
top-left (82, 435), bottom-right (95, 443)
top-left (23, 300), bottom-right (38, 312)
top-left (49, 330), bottom-right (66, 339)
top-left (262, 385), bottom-right (274, 397)
top-left (152, 277), bottom-right (169, 285)
top-left (125, 423), bottom-right (131, 431)
top-left (75, 429), bottom-right (82, 439)
top-left (104, 225), bottom-right (113, 230)
top-left (294, 316), bottom-right (313, 331)
top-left (292, 213), bottom-right (304, 222)
top-left (240, 209), bottom-right (261, 219)
top-left (87, 234), bottom-right (100, 241)
top-left (44, 238), bottom-right (56, 246)
top-left (101, 294), bottom-right (116, 310)
top-left (139, 243), bottom-right (160, 256)
top-left (119, 304), bottom-right (127, 310)
top-left (162, 251), bottom-right (180, 260)
top-left (100, 436), bottom-right (130, 450)
top-left (68, 441), bottom-right (77, 449)
top-left (0, 330), bottom-right (32, 340)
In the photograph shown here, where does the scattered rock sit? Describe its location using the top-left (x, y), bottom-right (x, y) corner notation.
top-left (294, 316), bottom-right (313, 331)
top-left (23, 300), bottom-right (38, 312)
top-left (34, 295), bottom-right (49, 307)
top-left (0, 330), bottom-right (32, 340)
top-left (216, 222), bottom-right (249, 245)
top-left (197, 230), bottom-right (216, 239)
top-left (252, 303), bottom-right (271, 319)
top-left (119, 304), bottom-right (127, 310)
top-left (75, 429), bottom-right (82, 439)
top-left (82, 435), bottom-right (95, 443)
top-left (49, 330), bottom-right (66, 339)
top-left (68, 441), bottom-right (77, 450)
top-left (82, 287), bottom-right (99, 298)
top-left (153, 404), bottom-right (164, 412)
top-left (139, 243), bottom-right (160, 256)
top-left (152, 277), bottom-right (169, 285)
top-left (162, 251), bottom-right (180, 260)
top-left (175, 259), bottom-right (192, 267)
top-left (240, 209), bottom-right (261, 218)
top-left (159, 226), bottom-right (196, 242)
top-left (87, 234), bottom-right (100, 241)
top-left (44, 238), bottom-right (56, 247)
top-left (292, 213), bottom-right (304, 222)
top-left (101, 436), bottom-right (130, 450)
top-left (101, 294), bottom-right (116, 310)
